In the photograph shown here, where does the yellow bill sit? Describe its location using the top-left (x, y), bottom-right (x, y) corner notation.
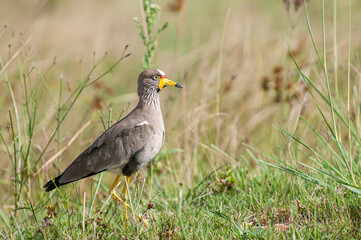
top-left (158, 77), bottom-right (183, 90)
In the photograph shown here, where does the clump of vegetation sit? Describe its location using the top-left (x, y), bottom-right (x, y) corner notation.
top-left (134, 0), bottom-right (168, 69)
top-left (252, 0), bottom-right (361, 194)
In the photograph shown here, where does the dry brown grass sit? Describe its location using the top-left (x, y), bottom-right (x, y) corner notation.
top-left (1, 0), bottom-right (360, 190)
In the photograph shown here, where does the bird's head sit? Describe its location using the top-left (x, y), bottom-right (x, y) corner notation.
top-left (137, 69), bottom-right (183, 97)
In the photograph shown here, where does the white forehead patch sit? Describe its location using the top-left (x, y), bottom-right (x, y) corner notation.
top-left (156, 69), bottom-right (166, 76)
top-left (136, 121), bottom-right (149, 127)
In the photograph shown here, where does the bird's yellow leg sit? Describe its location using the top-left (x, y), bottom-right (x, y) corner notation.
top-left (109, 175), bottom-right (131, 209)
top-left (121, 176), bottom-right (130, 200)
top-left (121, 176), bottom-right (130, 229)
top-left (121, 176), bottom-right (149, 227)
top-left (109, 175), bottom-right (148, 228)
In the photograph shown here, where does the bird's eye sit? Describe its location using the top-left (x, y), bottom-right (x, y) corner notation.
top-left (153, 75), bottom-right (159, 80)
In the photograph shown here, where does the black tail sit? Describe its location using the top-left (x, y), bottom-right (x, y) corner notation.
top-left (43, 174), bottom-right (65, 192)
top-left (43, 170), bottom-right (105, 192)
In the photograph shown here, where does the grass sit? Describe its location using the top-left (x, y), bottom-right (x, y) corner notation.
top-left (1, 0), bottom-right (361, 239)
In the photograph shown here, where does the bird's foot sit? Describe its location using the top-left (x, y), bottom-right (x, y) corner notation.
top-left (138, 214), bottom-right (149, 227)
top-left (109, 191), bottom-right (148, 228)
top-left (110, 191), bottom-right (130, 229)
top-left (110, 191), bottom-right (131, 209)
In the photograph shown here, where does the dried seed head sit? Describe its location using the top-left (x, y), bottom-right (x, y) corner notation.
top-left (148, 202), bottom-right (155, 209)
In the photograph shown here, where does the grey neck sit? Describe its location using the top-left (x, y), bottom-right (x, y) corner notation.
top-left (138, 90), bottom-right (161, 112)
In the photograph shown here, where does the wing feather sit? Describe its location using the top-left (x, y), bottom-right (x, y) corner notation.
top-left (44, 118), bottom-right (154, 190)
